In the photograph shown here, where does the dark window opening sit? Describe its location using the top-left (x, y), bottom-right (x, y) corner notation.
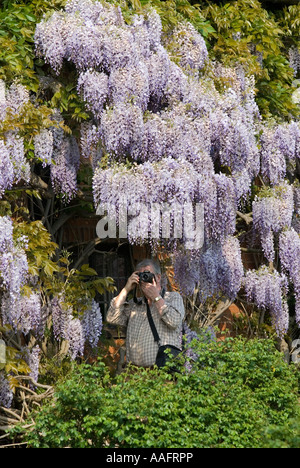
top-left (89, 246), bottom-right (132, 319)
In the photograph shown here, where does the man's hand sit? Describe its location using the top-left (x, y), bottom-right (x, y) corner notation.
top-left (124, 272), bottom-right (140, 293)
top-left (140, 277), bottom-right (161, 301)
top-left (114, 272), bottom-right (139, 308)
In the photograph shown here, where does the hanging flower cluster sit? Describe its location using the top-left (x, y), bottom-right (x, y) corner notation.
top-left (167, 21), bottom-right (209, 75)
top-left (244, 266), bottom-right (289, 338)
top-left (1, 291), bottom-right (43, 337)
top-left (0, 80), bottom-right (30, 196)
top-left (252, 182), bottom-right (294, 263)
top-left (174, 235), bottom-right (243, 303)
top-left (80, 121), bottom-right (101, 164)
top-left (22, 345), bottom-right (41, 385)
top-left (0, 373), bottom-right (13, 409)
top-left (279, 228), bottom-right (300, 325)
top-left (51, 296), bottom-right (103, 360)
top-left (0, 216), bottom-right (42, 336)
top-left (81, 300), bottom-right (103, 348)
top-left (289, 46), bottom-right (300, 77)
top-left (33, 129), bottom-right (53, 167)
top-left (51, 132), bottom-right (80, 203)
top-left (259, 121), bottom-right (300, 185)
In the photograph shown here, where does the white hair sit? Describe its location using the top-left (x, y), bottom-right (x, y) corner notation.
top-left (136, 258), bottom-right (161, 275)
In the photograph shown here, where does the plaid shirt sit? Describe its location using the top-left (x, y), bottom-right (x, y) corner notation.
top-left (106, 291), bottom-right (185, 367)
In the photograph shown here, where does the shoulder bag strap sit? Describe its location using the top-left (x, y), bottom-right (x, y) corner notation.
top-left (146, 301), bottom-right (161, 346)
top-left (146, 288), bottom-right (168, 346)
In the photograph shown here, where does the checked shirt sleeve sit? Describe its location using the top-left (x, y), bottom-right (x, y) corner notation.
top-left (160, 292), bottom-right (185, 330)
top-left (106, 297), bottom-right (131, 328)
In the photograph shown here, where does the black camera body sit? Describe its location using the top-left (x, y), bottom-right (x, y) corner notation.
top-left (138, 271), bottom-right (155, 284)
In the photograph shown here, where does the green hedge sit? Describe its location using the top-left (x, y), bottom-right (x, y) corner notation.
top-left (26, 336), bottom-right (300, 448)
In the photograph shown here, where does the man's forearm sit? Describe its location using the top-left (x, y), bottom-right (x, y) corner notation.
top-left (154, 297), bottom-right (166, 316)
top-left (106, 287), bottom-right (130, 327)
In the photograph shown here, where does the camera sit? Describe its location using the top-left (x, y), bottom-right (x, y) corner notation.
top-left (138, 271), bottom-right (155, 284)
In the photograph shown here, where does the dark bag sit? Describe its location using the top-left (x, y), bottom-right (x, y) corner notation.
top-left (145, 296), bottom-right (182, 369)
top-left (155, 344), bottom-right (181, 368)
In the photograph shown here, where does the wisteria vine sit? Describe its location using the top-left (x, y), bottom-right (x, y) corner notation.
top-left (31, 0), bottom-right (300, 341)
top-left (0, 216), bottom-right (104, 407)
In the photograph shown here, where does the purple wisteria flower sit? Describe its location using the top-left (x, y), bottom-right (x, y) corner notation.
top-left (35, 11), bottom-right (67, 73)
top-left (51, 297), bottom-right (102, 359)
top-left (244, 266), bottom-right (289, 338)
top-left (0, 373), bottom-right (13, 409)
top-left (0, 247), bottom-right (29, 299)
top-left (0, 140), bottom-right (15, 196)
top-left (81, 299), bottom-right (103, 347)
top-left (51, 296), bottom-right (72, 341)
top-left (253, 182), bottom-right (294, 262)
top-left (260, 126), bottom-right (287, 186)
top-left (65, 318), bottom-right (85, 360)
top-left (24, 345), bottom-right (41, 385)
top-left (1, 291), bottom-right (42, 336)
top-left (34, 129), bottom-right (54, 167)
top-left (174, 235), bottom-right (243, 302)
top-left (0, 216), bottom-right (14, 253)
top-left (100, 103), bottom-right (144, 159)
top-left (168, 21), bottom-right (208, 74)
top-left (50, 136), bottom-right (80, 203)
top-left (279, 228), bottom-right (300, 325)
top-left (289, 46), bottom-right (300, 77)
top-left (77, 69), bottom-right (109, 119)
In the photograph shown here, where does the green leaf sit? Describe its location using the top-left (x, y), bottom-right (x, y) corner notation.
top-left (80, 264), bottom-right (98, 276)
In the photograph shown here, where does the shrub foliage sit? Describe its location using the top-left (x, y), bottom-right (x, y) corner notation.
top-left (26, 337), bottom-right (300, 448)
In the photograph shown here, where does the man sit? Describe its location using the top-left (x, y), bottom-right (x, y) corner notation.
top-left (106, 259), bottom-right (185, 368)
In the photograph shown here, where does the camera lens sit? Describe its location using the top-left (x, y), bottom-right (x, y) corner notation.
top-left (138, 271), bottom-right (154, 283)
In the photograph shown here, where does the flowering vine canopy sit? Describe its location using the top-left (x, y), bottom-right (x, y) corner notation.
top-left (0, 0), bottom-right (300, 378)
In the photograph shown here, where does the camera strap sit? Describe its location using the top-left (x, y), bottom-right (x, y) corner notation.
top-left (146, 301), bottom-right (161, 346)
top-left (146, 288), bottom-right (166, 347)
